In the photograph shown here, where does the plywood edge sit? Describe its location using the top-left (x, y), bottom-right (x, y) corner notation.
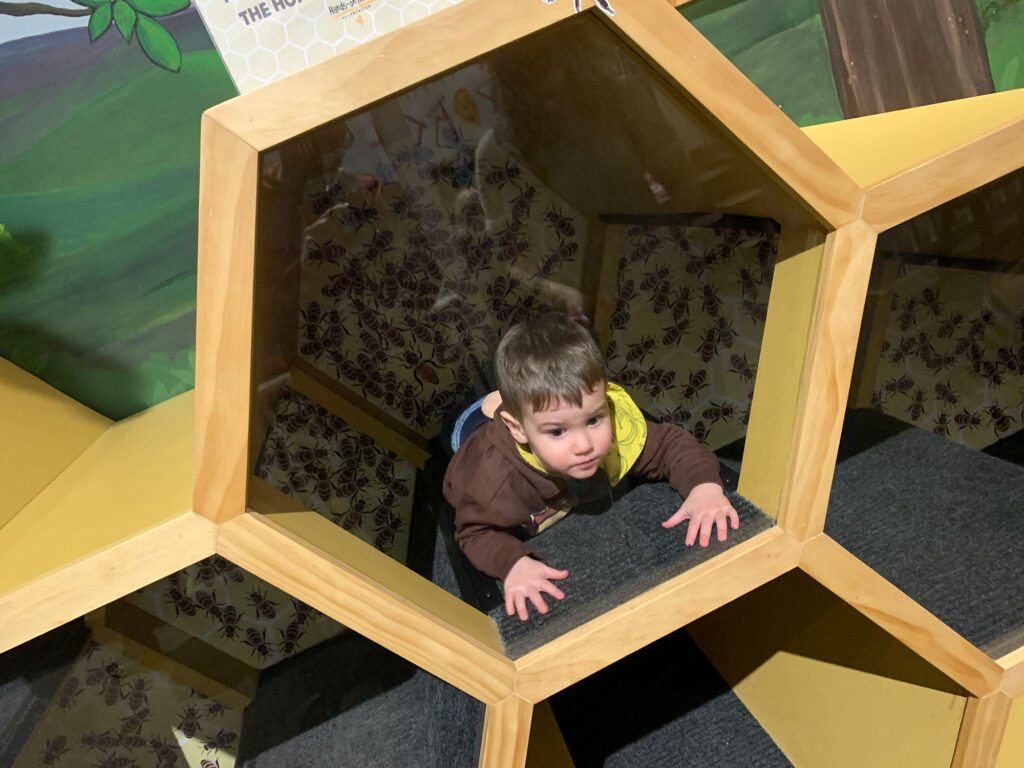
top-left (776, 221), bottom-right (877, 539)
top-left (0, 510), bottom-right (216, 655)
top-left (863, 116), bottom-right (1024, 232)
top-left (204, 0), bottom-right (586, 151)
top-left (604, 0), bottom-right (861, 229)
top-left (514, 527), bottom-right (800, 702)
top-left (800, 535), bottom-right (1004, 697)
top-left (803, 89), bottom-right (1024, 189)
top-left (216, 510), bottom-right (515, 703)
top-left (480, 694), bottom-right (534, 768)
top-left (952, 692), bottom-right (1014, 768)
top-left (194, 115), bottom-right (260, 525)
top-left (1000, 648), bottom-right (1024, 697)
top-left (288, 362), bottom-right (431, 468)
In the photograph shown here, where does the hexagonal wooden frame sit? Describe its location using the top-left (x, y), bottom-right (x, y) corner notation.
top-left (1, 1), bottom-right (1023, 766)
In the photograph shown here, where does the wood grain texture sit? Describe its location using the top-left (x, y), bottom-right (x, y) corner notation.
top-left (480, 695), bottom-right (534, 768)
top-left (0, 511), bottom-right (216, 655)
top-left (194, 115), bottom-right (260, 524)
top-left (817, 0), bottom-right (993, 120)
top-left (1000, 648), bottom-right (1024, 697)
top-left (217, 510), bottom-right (515, 704)
top-left (776, 221), bottom-right (877, 540)
top-left (205, 0), bottom-right (584, 151)
top-left (952, 692), bottom-right (1013, 768)
top-left (800, 535), bottom-right (1004, 697)
top-left (863, 117), bottom-right (1024, 232)
top-left (514, 528), bottom-right (800, 702)
top-left (737, 228), bottom-right (826, 517)
top-left (604, 0), bottom-right (862, 229)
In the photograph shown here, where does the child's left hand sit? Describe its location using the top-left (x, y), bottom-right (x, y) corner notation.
top-left (661, 482), bottom-right (739, 547)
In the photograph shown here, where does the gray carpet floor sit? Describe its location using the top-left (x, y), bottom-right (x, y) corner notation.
top-left (826, 423), bottom-right (1024, 657)
top-left (551, 627), bottom-right (793, 768)
top-left (488, 483), bottom-right (775, 658)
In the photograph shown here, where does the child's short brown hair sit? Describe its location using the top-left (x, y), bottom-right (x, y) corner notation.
top-left (494, 312), bottom-right (605, 419)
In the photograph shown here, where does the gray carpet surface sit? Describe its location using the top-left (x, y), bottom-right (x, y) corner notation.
top-left (237, 532), bottom-right (484, 767)
top-left (826, 426), bottom-right (1024, 657)
top-left (489, 483), bottom-right (774, 658)
top-left (0, 619), bottom-right (89, 768)
top-left (552, 628), bottom-right (793, 767)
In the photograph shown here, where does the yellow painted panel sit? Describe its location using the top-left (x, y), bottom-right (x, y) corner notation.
top-left (738, 236), bottom-right (824, 516)
top-left (803, 89), bottom-right (1024, 188)
top-left (996, 695), bottom-right (1024, 768)
top-left (0, 390), bottom-right (194, 594)
top-left (0, 358), bottom-right (110, 527)
top-left (689, 572), bottom-right (966, 768)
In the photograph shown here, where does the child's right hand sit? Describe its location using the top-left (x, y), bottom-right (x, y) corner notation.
top-left (503, 556), bottom-right (569, 621)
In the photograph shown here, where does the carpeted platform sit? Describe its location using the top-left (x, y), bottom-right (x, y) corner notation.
top-left (237, 532), bottom-right (484, 767)
top-left (488, 483), bottom-right (775, 658)
top-left (827, 419), bottom-right (1024, 657)
top-left (551, 627), bottom-right (793, 767)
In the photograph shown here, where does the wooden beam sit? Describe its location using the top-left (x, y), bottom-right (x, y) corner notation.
top-left (479, 695), bottom-right (534, 768)
top-left (952, 692), bottom-right (1013, 768)
top-left (738, 227), bottom-right (826, 517)
top-left (514, 527), bottom-right (800, 702)
top-left (776, 221), bottom-right (877, 540)
top-left (603, 0), bottom-right (862, 229)
top-left (1000, 647), bottom-right (1024, 698)
top-left (863, 116), bottom-right (1024, 232)
top-left (194, 115), bottom-right (260, 524)
top-left (0, 511), bottom-right (216, 655)
top-left (204, 0), bottom-right (587, 152)
top-left (217, 508), bottom-right (515, 704)
top-left (800, 535), bottom-right (1004, 697)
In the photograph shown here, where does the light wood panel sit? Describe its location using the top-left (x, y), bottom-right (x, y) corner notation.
top-left (800, 535), bottom-right (1004, 697)
top-left (525, 700), bottom-right (576, 768)
top-left (514, 528), bottom-right (800, 701)
top-left (0, 358), bottom-right (110, 528)
top-left (217, 509), bottom-right (515, 704)
top-left (737, 228), bottom-right (826, 517)
top-left (1000, 648), bottom-right (1024, 697)
top-left (248, 476), bottom-right (502, 653)
top-left (952, 693), bottom-right (1013, 768)
top-left (0, 511), bottom-right (216, 655)
top-left (776, 221), bottom-right (878, 539)
top-left (205, 0), bottom-right (587, 152)
top-left (0, 390), bottom-right (195, 593)
top-left (849, 258), bottom-right (898, 407)
top-left (863, 116), bottom-right (1024, 232)
top-left (603, 0), bottom-right (862, 229)
top-left (480, 695), bottom-right (534, 768)
top-left (802, 88), bottom-right (1024, 189)
top-left (593, 223), bottom-right (623, 355)
top-left (996, 695), bottom-right (1024, 768)
top-left (194, 115), bottom-right (260, 524)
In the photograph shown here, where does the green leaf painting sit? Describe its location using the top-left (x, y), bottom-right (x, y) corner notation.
top-left (113, 0), bottom-right (138, 41)
top-left (136, 13), bottom-right (182, 72)
top-left (127, 0), bottom-right (190, 16)
top-left (88, 2), bottom-right (112, 42)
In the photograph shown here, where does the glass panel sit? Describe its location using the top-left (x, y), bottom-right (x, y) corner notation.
top-left (249, 10), bottom-right (826, 594)
top-left (0, 559), bottom-right (482, 767)
top-left (831, 167), bottom-right (1024, 657)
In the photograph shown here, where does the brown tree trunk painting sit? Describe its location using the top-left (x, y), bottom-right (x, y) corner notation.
top-left (817, 0), bottom-right (995, 118)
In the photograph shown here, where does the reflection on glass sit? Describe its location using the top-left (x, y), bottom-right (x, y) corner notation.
top-left (834, 168), bottom-right (1024, 657)
top-left (251, 11), bottom-right (825, 567)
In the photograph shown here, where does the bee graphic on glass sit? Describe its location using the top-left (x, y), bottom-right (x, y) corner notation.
top-left (541, 0), bottom-right (614, 15)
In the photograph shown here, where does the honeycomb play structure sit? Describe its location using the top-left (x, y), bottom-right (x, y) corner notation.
top-left (3, 1), bottom-right (1024, 766)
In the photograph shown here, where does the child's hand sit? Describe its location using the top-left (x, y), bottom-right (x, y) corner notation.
top-left (503, 556), bottom-right (569, 621)
top-left (661, 482), bottom-right (739, 547)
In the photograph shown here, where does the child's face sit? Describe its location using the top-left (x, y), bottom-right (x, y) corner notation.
top-left (502, 384), bottom-right (613, 479)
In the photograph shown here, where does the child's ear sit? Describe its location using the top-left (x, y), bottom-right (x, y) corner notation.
top-left (500, 411), bottom-right (529, 445)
